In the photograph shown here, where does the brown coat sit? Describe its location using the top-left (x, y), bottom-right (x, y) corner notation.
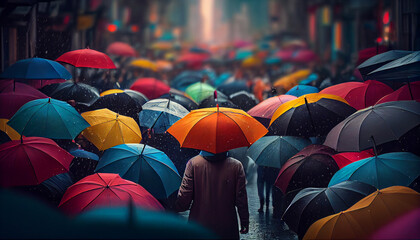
top-left (175, 155), bottom-right (249, 239)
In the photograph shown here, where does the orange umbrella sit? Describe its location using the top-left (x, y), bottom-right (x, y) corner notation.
top-left (303, 186), bottom-right (420, 240)
top-left (167, 106), bottom-right (267, 153)
top-left (274, 69), bottom-right (311, 91)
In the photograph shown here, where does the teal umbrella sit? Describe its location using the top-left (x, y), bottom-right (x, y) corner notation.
top-left (329, 152), bottom-right (420, 189)
top-left (95, 144), bottom-right (181, 199)
top-left (7, 98), bottom-right (89, 139)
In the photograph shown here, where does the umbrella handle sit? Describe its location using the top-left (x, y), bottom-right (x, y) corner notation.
top-left (370, 136), bottom-right (378, 156)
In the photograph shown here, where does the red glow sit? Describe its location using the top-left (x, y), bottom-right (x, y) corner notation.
top-left (63, 15), bottom-right (70, 25)
top-left (376, 37), bottom-right (383, 43)
top-left (131, 25), bottom-right (139, 32)
top-left (383, 11), bottom-right (390, 25)
top-left (107, 24), bottom-right (117, 32)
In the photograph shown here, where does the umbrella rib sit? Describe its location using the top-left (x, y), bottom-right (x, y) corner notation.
top-left (118, 120), bottom-right (141, 138)
top-left (222, 112), bottom-right (251, 143)
top-left (49, 104), bottom-right (74, 139)
top-left (24, 144), bottom-right (72, 170)
top-left (144, 155), bottom-right (180, 177)
top-left (21, 145), bottom-right (40, 184)
top-left (17, 102), bottom-right (47, 134)
top-left (373, 112), bottom-right (400, 139)
top-left (80, 188), bottom-right (108, 212)
top-left (144, 159), bottom-right (170, 196)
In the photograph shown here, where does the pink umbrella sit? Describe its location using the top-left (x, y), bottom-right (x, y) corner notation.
top-left (247, 95), bottom-right (297, 127)
top-left (25, 79), bottom-right (66, 89)
top-left (233, 40), bottom-right (253, 48)
top-left (376, 82), bottom-right (420, 104)
top-left (275, 49), bottom-right (295, 61)
top-left (291, 49), bottom-right (318, 63)
top-left (320, 80), bottom-right (394, 110)
top-left (332, 149), bottom-right (375, 169)
top-left (371, 208), bottom-right (420, 240)
top-left (106, 42), bottom-right (137, 57)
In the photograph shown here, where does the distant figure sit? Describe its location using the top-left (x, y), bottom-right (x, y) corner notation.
top-left (257, 166), bottom-right (279, 213)
top-left (175, 151), bottom-right (249, 239)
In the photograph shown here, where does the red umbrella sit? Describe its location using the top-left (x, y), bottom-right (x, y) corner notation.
top-left (275, 49), bottom-right (294, 61)
top-left (332, 149), bottom-right (375, 169)
top-left (357, 46), bottom-right (388, 65)
top-left (320, 80), bottom-right (393, 110)
top-left (247, 95), bottom-right (297, 127)
top-left (59, 173), bottom-right (163, 215)
top-left (0, 137), bottom-right (73, 187)
top-left (0, 81), bottom-right (48, 119)
top-left (291, 49), bottom-right (318, 63)
top-left (56, 48), bottom-right (116, 69)
top-left (177, 52), bottom-right (209, 63)
top-left (129, 78), bottom-right (170, 100)
top-left (106, 42), bottom-right (137, 57)
top-left (376, 82), bottom-right (420, 104)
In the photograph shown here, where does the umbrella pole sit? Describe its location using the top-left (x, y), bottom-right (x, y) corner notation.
top-left (304, 97), bottom-right (316, 136)
top-left (128, 196), bottom-right (135, 227)
top-left (370, 136), bottom-right (378, 156)
top-left (407, 81), bottom-right (414, 100)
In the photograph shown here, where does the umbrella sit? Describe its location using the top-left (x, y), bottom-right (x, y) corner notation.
top-left (139, 99), bottom-right (189, 134)
top-left (100, 89), bottom-right (123, 96)
top-left (247, 136), bottom-right (311, 168)
top-left (0, 82), bottom-right (48, 119)
top-left (274, 144), bottom-right (338, 194)
top-left (56, 48), bottom-right (116, 69)
top-left (106, 42), bottom-right (137, 57)
top-left (299, 73), bottom-right (319, 85)
top-left (190, 46), bottom-right (210, 54)
top-left (130, 59), bottom-right (157, 72)
top-left (229, 91), bottom-right (258, 112)
top-left (95, 144), bottom-right (181, 199)
top-left (367, 51), bottom-right (420, 82)
top-left (275, 49), bottom-right (295, 60)
top-left (357, 50), bottom-right (412, 77)
top-left (160, 92), bottom-right (198, 111)
top-left (265, 56), bottom-right (281, 65)
top-left (185, 82), bottom-right (216, 103)
top-left (81, 109), bottom-right (142, 151)
top-left (0, 119), bottom-right (20, 140)
top-left (269, 93), bottom-right (356, 137)
top-left (376, 81), bottom-right (420, 104)
top-left (274, 69), bottom-right (311, 91)
top-left (41, 81), bottom-right (100, 105)
top-left (69, 149), bottom-right (99, 182)
top-left (290, 49), bottom-right (317, 63)
top-left (151, 41), bottom-right (173, 51)
top-left (247, 95), bottom-right (297, 127)
top-left (130, 78), bottom-right (170, 100)
top-left (286, 85), bottom-right (319, 97)
top-left (24, 79), bottom-right (66, 89)
top-left (198, 92), bottom-right (238, 109)
top-left (124, 89), bottom-right (149, 106)
top-left (87, 92), bottom-right (143, 120)
top-left (371, 208), bottom-right (420, 240)
top-left (170, 71), bottom-right (204, 91)
top-left (0, 137), bottom-right (73, 187)
top-left (177, 52), bottom-right (209, 63)
top-left (42, 173), bottom-right (74, 198)
top-left (0, 57), bottom-right (72, 80)
top-left (167, 107), bottom-right (268, 154)
top-left (283, 181), bottom-right (377, 238)
top-left (242, 56), bottom-right (263, 68)
top-left (356, 46), bottom-right (389, 65)
top-left (59, 173), bottom-right (163, 215)
top-left (8, 98), bottom-right (90, 139)
top-left (217, 81), bottom-right (249, 96)
top-left (332, 149), bottom-right (375, 169)
top-left (324, 101), bottom-right (420, 152)
top-left (328, 152), bottom-right (420, 189)
top-left (75, 206), bottom-right (216, 239)
top-left (214, 72), bottom-right (232, 87)
top-left (155, 60), bottom-right (173, 71)
top-left (320, 80), bottom-right (393, 110)
top-left (303, 186), bottom-right (420, 240)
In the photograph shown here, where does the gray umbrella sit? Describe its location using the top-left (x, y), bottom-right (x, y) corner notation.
top-left (357, 50), bottom-right (412, 77)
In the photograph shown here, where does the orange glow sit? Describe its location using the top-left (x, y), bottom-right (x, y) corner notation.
top-left (334, 22), bottom-right (342, 50)
top-left (309, 12), bottom-right (316, 42)
top-left (131, 25), bottom-right (139, 33)
top-left (201, 0), bottom-right (214, 43)
top-left (107, 24), bottom-right (117, 32)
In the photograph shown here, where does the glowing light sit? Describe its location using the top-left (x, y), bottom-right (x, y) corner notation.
top-left (383, 11), bottom-right (390, 25)
top-left (309, 12), bottom-right (316, 42)
top-left (334, 22), bottom-right (342, 50)
top-left (384, 26), bottom-right (390, 33)
top-left (376, 37), bottom-right (383, 43)
top-left (201, 0), bottom-right (214, 43)
top-left (107, 24), bottom-right (117, 32)
top-left (131, 25), bottom-right (139, 33)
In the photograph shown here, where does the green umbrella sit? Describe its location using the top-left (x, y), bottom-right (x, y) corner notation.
top-left (185, 82), bottom-right (215, 103)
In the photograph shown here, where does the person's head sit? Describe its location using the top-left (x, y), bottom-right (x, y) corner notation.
top-left (199, 150), bottom-right (228, 162)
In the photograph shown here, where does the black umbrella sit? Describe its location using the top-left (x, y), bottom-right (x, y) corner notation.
top-left (324, 101), bottom-right (420, 152)
top-left (198, 95), bottom-right (238, 108)
top-left (229, 91), bottom-right (258, 111)
top-left (69, 149), bottom-right (99, 182)
top-left (87, 92), bottom-right (142, 120)
top-left (282, 181), bottom-right (377, 238)
top-left (357, 50), bottom-right (412, 78)
top-left (41, 81), bottom-right (100, 105)
top-left (160, 92), bottom-right (198, 111)
top-left (124, 89), bottom-right (148, 106)
top-left (217, 81), bottom-right (249, 96)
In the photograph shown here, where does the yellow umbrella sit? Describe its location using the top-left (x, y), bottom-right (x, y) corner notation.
top-left (130, 59), bottom-right (157, 72)
top-left (303, 186), bottom-right (420, 240)
top-left (274, 69), bottom-right (311, 91)
top-left (100, 89), bottom-right (124, 97)
top-left (0, 119), bottom-right (20, 140)
top-left (81, 109), bottom-right (142, 151)
top-left (242, 56), bottom-right (263, 68)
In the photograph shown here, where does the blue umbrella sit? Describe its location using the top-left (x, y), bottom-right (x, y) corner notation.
top-left (190, 47), bottom-right (210, 54)
top-left (139, 99), bottom-right (189, 134)
top-left (299, 73), bottom-right (319, 85)
top-left (265, 56), bottom-right (281, 65)
top-left (214, 72), bottom-right (232, 87)
top-left (217, 81), bottom-right (249, 96)
top-left (0, 57), bottom-right (72, 80)
top-left (235, 50), bottom-right (253, 60)
top-left (329, 152), bottom-right (420, 189)
top-left (286, 85), bottom-right (319, 97)
top-left (42, 173), bottom-right (73, 196)
top-left (69, 149), bottom-right (99, 161)
top-left (7, 98), bottom-right (90, 139)
top-left (247, 136), bottom-right (311, 168)
top-left (95, 144), bottom-right (181, 199)
top-left (170, 71), bottom-right (204, 91)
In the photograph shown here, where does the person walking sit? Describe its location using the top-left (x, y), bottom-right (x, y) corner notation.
top-left (174, 151), bottom-right (249, 239)
top-left (257, 166), bottom-right (279, 213)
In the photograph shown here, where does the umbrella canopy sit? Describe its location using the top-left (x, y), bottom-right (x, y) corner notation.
top-left (100, 89), bottom-right (124, 96)
top-left (87, 92), bottom-right (142, 120)
top-left (303, 186), bottom-right (420, 240)
top-left (367, 51), bottom-right (420, 82)
top-left (130, 59), bottom-right (157, 72)
top-left (160, 92), bottom-right (198, 111)
top-left (177, 52), bottom-right (209, 63)
top-left (139, 99), bottom-right (189, 134)
top-left (229, 91), bottom-right (258, 112)
top-left (185, 82), bottom-right (216, 103)
top-left (214, 72), bottom-right (232, 87)
top-left (247, 95), bottom-right (297, 126)
top-left (371, 207), bottom-right (420, 240)
top-left (167, 107), bottom-right (267, 154)
top-left (0, 137), bottom-right (73, 187)
top-left (291, 49), bottom-right (317, 63)
top-left (283, 181), bottom-right (377, 238)
top-left (357, 50), bottom-right (412, 77)
top-left (0, 57), bottom-right (72, 80)
top-left (56, 48), bottom-right (116, 69)
top-left (0, 82), bottom-right (48, 119)
top-left (332, 149), bottom-right (375, 169)
top-left (155, 60), bottom-right (173, 71)
top-left (242, 56), bottom-right (263, 68)
top-left (328, 152), bottom-right (420, 189)
top-left (269, 93), bottom-right (356, 137)
top-left (356, 46), bottom-right (388, 65)
top-left (299, 73), bottom-right (319, 85)
top-left (320, 80), bottom-right (393, 110)
top-left (124, 89), bottom-right (149, 106)
top-left (324, 101), bottom-right (420, 152)
top-left (130, 78), bottom-right (170, 100)
top-left (8, 98), bottom-right (90, 139)
top-left (69, 149), bottom-right (99, 182)
top-left (81, 109), bottom-right (142, 151)
top-left (286, 85), bottom-right (319, 97)
top-left (198, 92), bottom-right (238, 109)
top-left (59, 173), bottom-right (163, 215)
top-left (170, 70), bottom-right (204, 91)
top-left (217, 81), bottom-right (249, 96)
top-left (24, 79), bottom-right (66, 89)
top-left (95, 144), bottom-right (181, 199)
top-left (274, 69), bottom-right (311, 91)
top-left (274, 144), bottom-right (338, 194)
top-left (376, 81), bottom-right (420, 104)
top-left (247, 136), bottom-right (311, 168)
top-left (275, 49), bottom-right (294, 61)
top-left (41, 81), bottom-right (100, 105)
top-left (106, 42), bottom-right (137, 57)
top-left (0, 118), bottom-right (20, 140)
